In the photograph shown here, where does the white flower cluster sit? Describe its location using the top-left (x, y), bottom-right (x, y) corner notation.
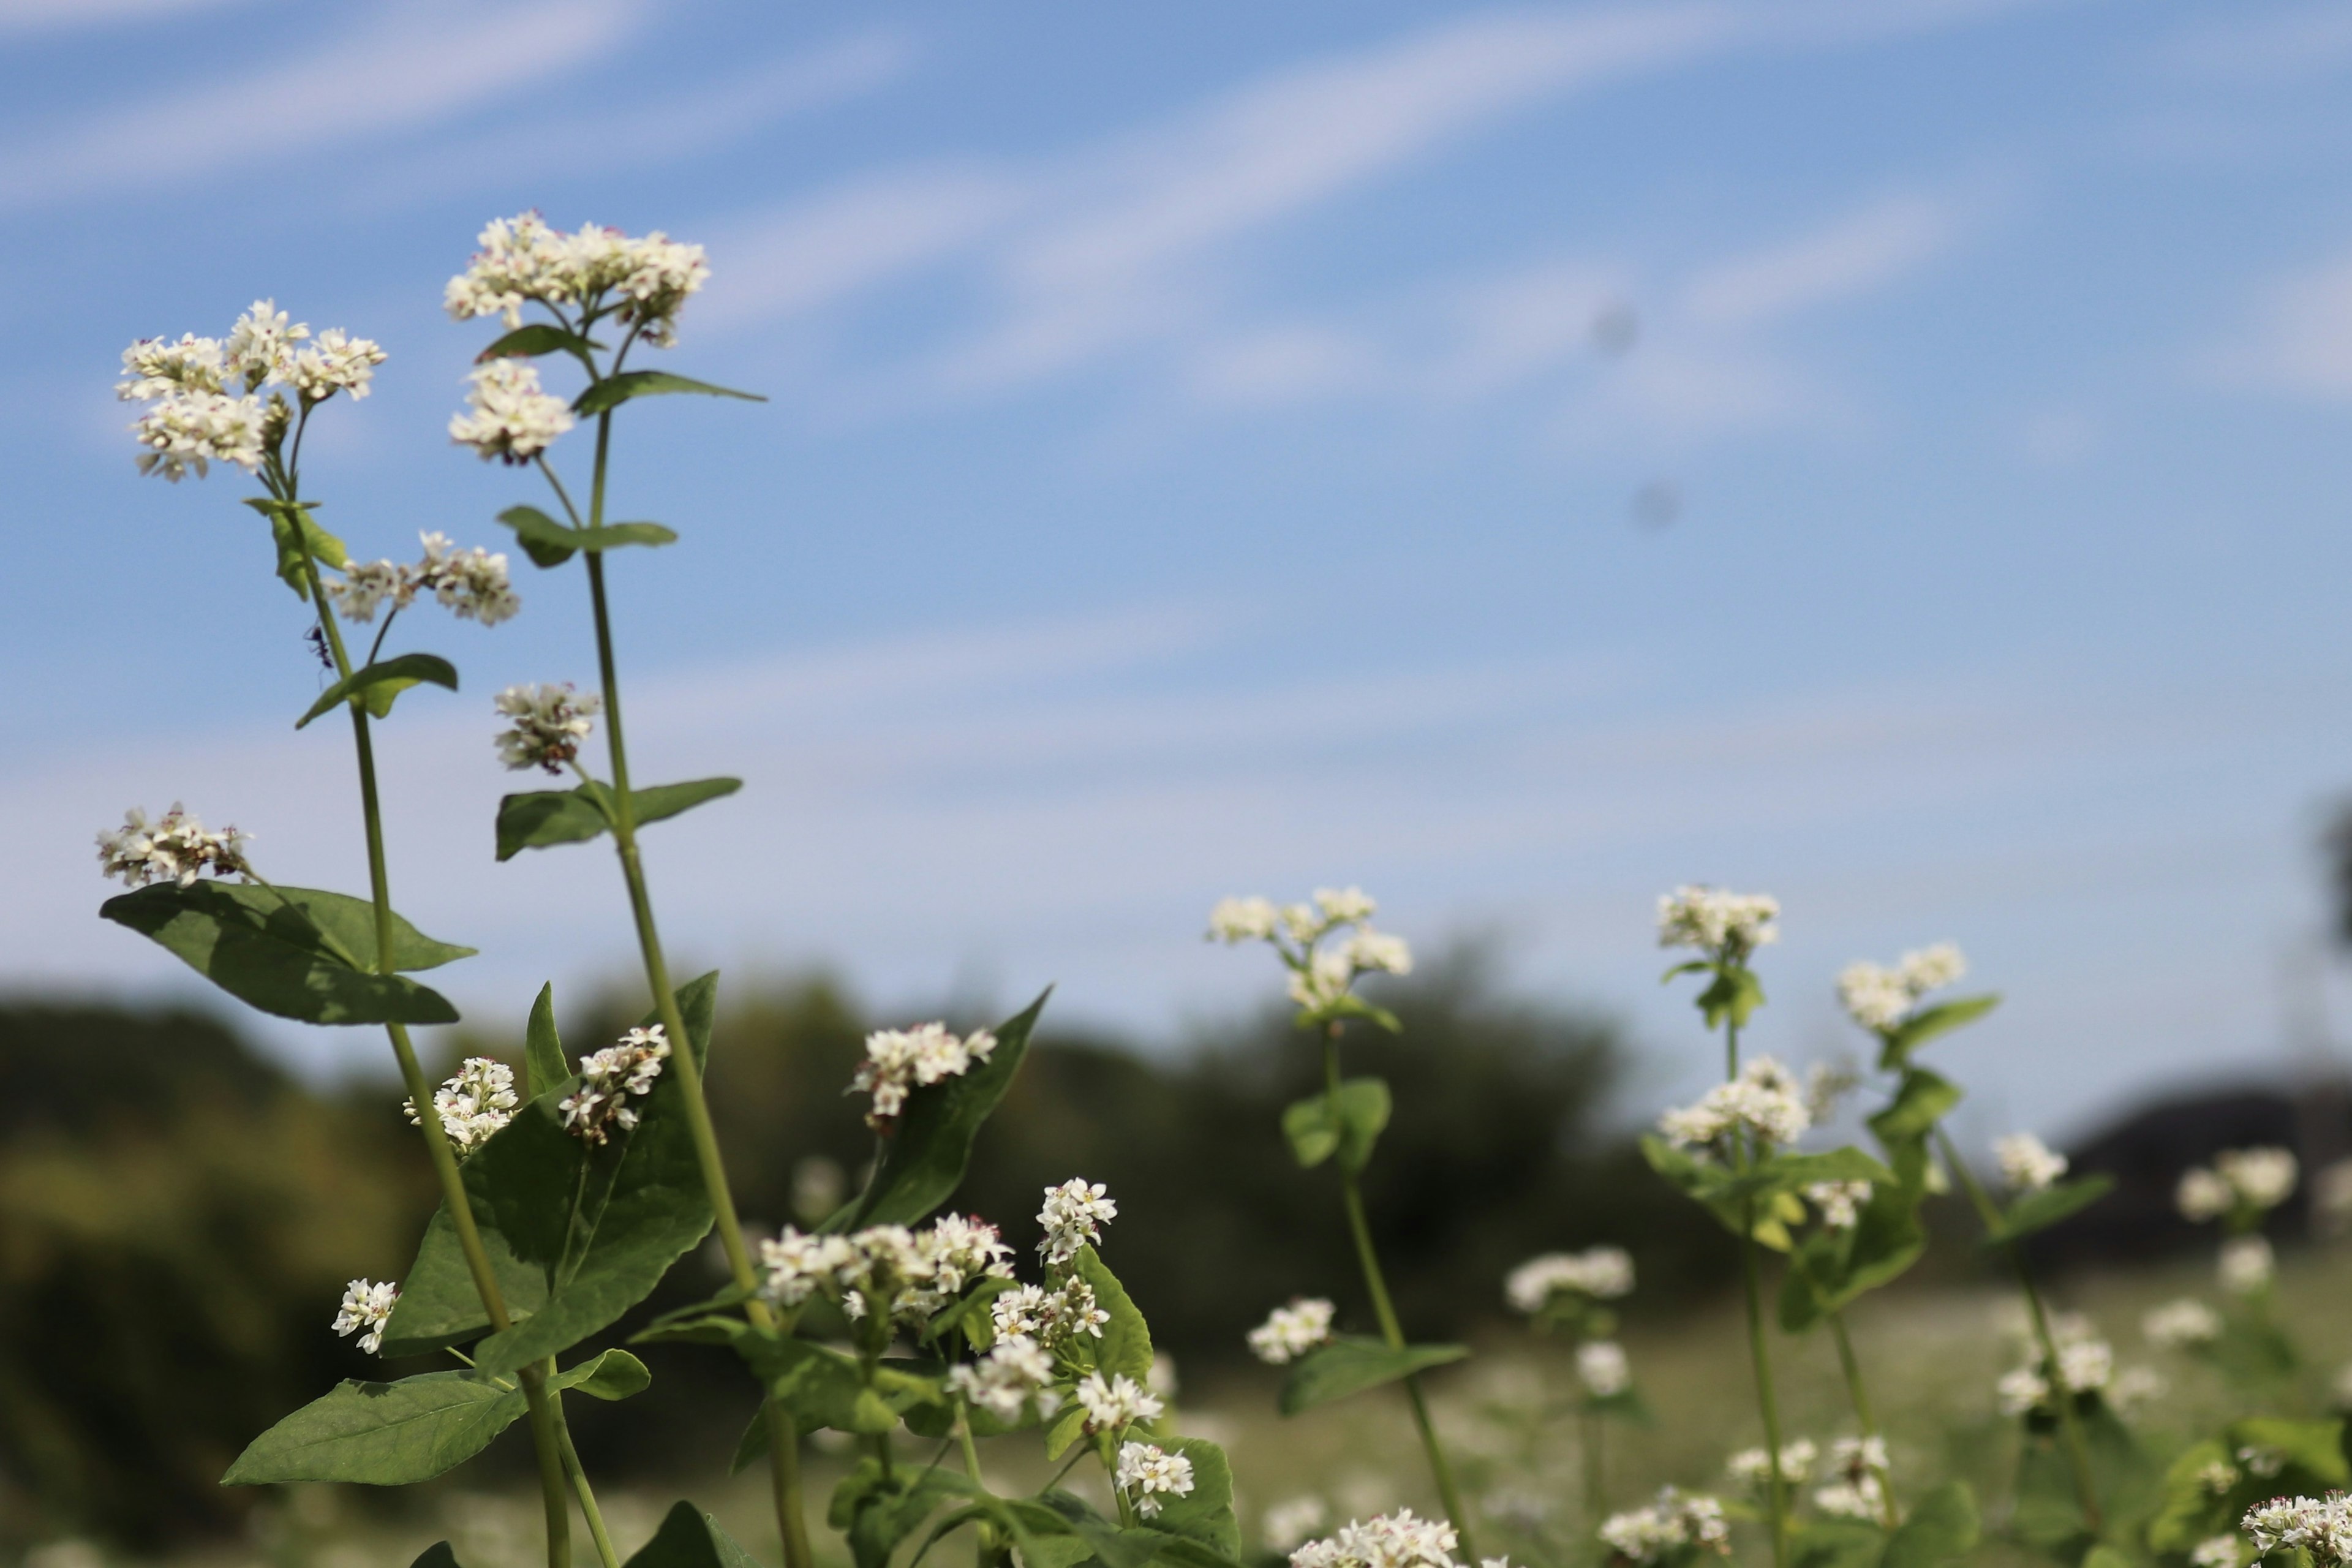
top-left (758, 1213), bottom-right (1016, 1326)
top-left (1248, 1298), bottom-right (1336, 1365)
top-left (2191, 1537), bottom-right (2246, 1568)
top-left (1115, 1441), bottom-right (1196, 1518)
top-left (2143, 1297), bottom-right (2223, 1349)
top-left (1292, 1509), bottom-right (1463, 1568)
top-left (1505, 1246), bottom-right (1635, 1313)
top-left (2220, 1235), bottom-right (2275, 1297)
top-left (1264, 1499), bottom-right (1331, 1554)
top-left (1727, 1439), bottom-right (1816, 1487)
top-left (946, 1334), bottom-right (1059, 1422)
top-left (1577, 1340), bottom-right (1632, 1398)
top-left (1804, 1179), bottom-right (1872, 1231)
top-left (1075, 1370), bottom-right (1164, 1434)
top-left (116, 304), bottom-right (383, 481)
top-left (1596, 1490), bottom-right (1731, 1566)
top-left (450, 360), bottom-right (575, 464)
top-left (851, 1022), bottom-right (998, 1129)
top-left (1659, 1057), bottom-right (1810, 1152)
top-left (445, 212), bottom-right (710, 346)
top-left (1997, 1332), bottom-right (2113, 1417)
top-left (1995, 1133), bottom-right (2068, 1193)
top-left (2179, 1148), bottom-right (2299, 1222)
top-left (327, 531), bottom-right (518, 627)
top-left (333, 1277), bottom-right (399, 1355)
top-left (1812, 1436), bottom-right (1891, 1522)
top-left (1656, 886), bottom-right (1779, 959)
top-left (2245, 1494), bottom-right (2352, 1566)
top-left (405, 1057), bottom-right (518, 1156)
top-left (494, 683), bottom-right (601, 773)
top-left (96, 804), bottom-right (251, 889)
top-left (558, 1026), bottom-right (669, 1145)
top-left (990, 1278), bottom-right (1109, 1346)
top-left (1038, 1178), bottom-right (1118, 1265)
top-left (128, 388), bottom-right (270, 481)
top-left (1835, 943), bottom-right (1966, 1031)
top-left (1206, 888), bottom-right (1412, 1012)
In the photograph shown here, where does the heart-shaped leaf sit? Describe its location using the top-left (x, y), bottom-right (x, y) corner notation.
top-left (496, 777), bottom-right (741, 861)
top-left (296, 654), bottom-right (458, 728)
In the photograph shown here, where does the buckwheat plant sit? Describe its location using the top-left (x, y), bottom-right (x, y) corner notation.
top-left (1209, 889), bottom-right (1474, 1551)
top-left (1504, 1246), bottom-right (1640, 1523)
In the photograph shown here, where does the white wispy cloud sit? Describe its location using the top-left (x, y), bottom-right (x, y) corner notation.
top-left (0, 0), bottom-right (261, 32)
top-left (2206, 246), bottom-right (2352, 399)
top-left (1680, 194), bottom-right (1962, 326)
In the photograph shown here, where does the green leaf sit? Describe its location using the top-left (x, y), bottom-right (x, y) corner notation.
top-left (551, 1348), bottom-right (651, 1402)
top-left (622, 1501), bottom-right (763, 1568)
top-left (1281, 1079), bottom-right (1391, 1173)
top-left (246, 497), bottom-right (347, 601)
top-left (495, 777), bottom-right (742, 861)
top-left (1877, 1482), bottom-right (1975, 1568)
top-left (477, 325), bottom-right (604, 363)
top-left (842, 988), bottom-right (1050, 1228)
top-left (1986, 1174), bottom-right (2115, 1246)
top-left (575, 371), bottom-right (766, 415)
top-left (1867, 1068), bottom-right (1962, 1191)
top-left (1781, 1178), bottom-right (1926, 1331)
top-left (296, 654), bottom-right (459, 729)
top-left (1880, 994), bottom-right (2000, 1068)
top-left (1790, 1521), bottom-right (1883, 1568)
top-left (2079, 1548), bottom-right (2134, 1568)
top-left (1277, 1337), bottom-right (1468, 1416)
top-left (1076, 1244), bottom-right (1154, 1382)
top-left (525, 982), bottom-right (567, 1102)
top-left (2150, 1422), bottom-right (2344, 1552)
top-left (1763, 1148), bottom-right (1895, 1189)
top-left (100, 881), bottom-right (467, 1026)
top-left (412, 1545), bottom-right (462, 1568)
top-left (1145, 1438), bottom-right (1240, 1556)
top-left (496, 505), bottom-right (580, 569)
top-left (1692, 963), bottom-right (1765, 1029)
top-left (221, 1371), bottom-right (527, 1485)
top-left (829, 1458), bottom-right (978, 1568)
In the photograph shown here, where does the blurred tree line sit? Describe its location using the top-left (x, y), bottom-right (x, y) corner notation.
top-left (0, 954), bottom-right (1732, 1550)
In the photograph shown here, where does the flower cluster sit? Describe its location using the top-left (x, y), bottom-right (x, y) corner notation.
top-left (1656, 886), bottom-right (1779, 960)
top-left (405, 1057), bottom-right (518, 1156)
top-left (96, 804), bottom-right (251, 889)
top-left (1659, 1057), bottom-right (1810, 1152)
top-left (1292, 1509), bottom-right (1464, 1568)
top-left (2220, 1235), bottom-right (2275, 1297)
top-left (2143, 1297), bottom-right (2223, 1349)
top-left (128, 388), bottom-right (270, 481)
top-left (327, 532), bottom-right (518, 626)
top-left (1577, 1340), bottom-right (1632, 1397)
top-left (946, 1334), bottom-right (1059, 1422)
top-left (1264, 1499), bottom-right (1331, 1554)
top-left (1996, 1328), bottom-right (2113, 1417)
top-left (1812, 1436), bottom-right (1890, 1521)
top-left (2179, 1148), bottom-right (2299, 1223)
top-left (333, 1278), bottom-right (399, 1355)
top-left (1804, 1179), bottom-right (1872, 1230)
top-left (1115, 1441), bottom-right (1196, 1518)
top-left (1596, 1489), bottom-right (1731, 1566)
top-left (1248, 1298), bottom-right (1336, 1365)
top-left (851, 1022), bottom-right (998, 1129)
top-left (557, 1026), bottom-right (669, 1145)
top-left (117, 304), bottom-right (382, 481)
top-left (2244, 1494), bottom-right (2352, 1566)
top-left (450, 360), bottom-right (575, 463)
top-left (1994, 1132), bottom-right (2068, 1193)
top-left (1074, 1370), bottom-right (1163, 1434)
top-left (1835, 943), bottom-right (1966, 1031)
top-left (990, 1278), bottom-right (1109, 1347)
top-left (758, 1214), bottom-right (1016, 1326)
top-left (494, 684), bottom-right (601, 773)
top-left (1206, 887), bottom-right (1412, 1012)
top-left (445, 212), bottom-right (709, 346)
top-left (1728, 1439), bottom-right (1815, 1488)
top-left (1504, 1246), bottom-right (1635, 1313)
top-left (2192, 1537), bottom-right (2247, 1568)
top-left (1038, 1178), bottom-right (1118, 1265)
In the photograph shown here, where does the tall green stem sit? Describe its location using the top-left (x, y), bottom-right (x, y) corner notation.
top-left (1739, 1207), bottom-right (1790, 1568)
top-left (1934, 1128), bottom-right (2101, 1532)
top-left (555, 1398), bottom-right (622, 1568)
top-left (1580, 1410), bottom-right (1606, 1528)
top-left (1320, 1030), bottom-right (1476, 1556)
top-left (1828, 1313), bottom-right (1899, 1528)
top-left (296, 542), bottom-right (580, 1568)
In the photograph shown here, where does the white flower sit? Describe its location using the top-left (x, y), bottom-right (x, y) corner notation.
top-left (2190, 1537), bottom-right (2244, 1568)
top-left (947, 1335), bottom-right (1060, 1423)
top-left (2058, 1338), bottom-right (2113, 1392)
top-left (1074, 1371), bottom-right (1163, 1434)
top-left (224, 300), bottom-right (308, 389)
top-left (758, 1226), bottom-right (856, 1306)
top-left (1899, 942), bottom-right (1966, 992)
top-left (2217, 1148), bottom-right (2299, 1212)
top-left (992, 1279), bottom-right (1108, 1346)
top-left (2178, 1166), bottom-right (2233, 1222)
top-left (1341, 929), bottom-right (1413, 975)
top-left (1659, 1057), bottom-right (1811, 1151)
top-left (2143, 1297), bottom-right (2222, 1349)
top-left (1248, 1298), bottom-right (1336, 1365)
top-left (1727, 1440), bottom-right (1817, 1487)
top-left (1828, 1435), bottom-right (1888, 1479)
top-left (1656, 886), bottom-right (1779, 957)
top-left (118, 333), bottom-right (224, 399)
top-left (559, 1025), bottom-right (669, 1145)
top-left (494, 683), bottom-right (600, 772)
top-left (130, 389), bottom-right (268, 480)
top-left (1995, 1133), bottom-right (2067, 1193)
top-left (446, 213), bottom-right (709, 345)
top-left (1506, 1246), bottom-right (1634, 1313)
top-left (422, 533), bottom-right (519, 625)
top-left (2244, 1495), bottom-right (2352, 1566)
top-left (852, 1022), bottom-right (998, 1129)
top-left (326, 559), bottom-right (421, 623)
top-left (2220, 1235), bottom-right (2274, 1297)
top-left (1294, 1510), bottom-right (1463, 1568)
top-left (285, 326), bottom-right (386, 403)
top-left (1838, 941), bottom-right (1967, 1031)
top-left (1264, 1498), bottom-right (1330, 1554)
top-left (1577, 1341), bottom-right (1631, 1397)
top-left (96, 804), bottom-right (250, 889)
top-left (405, 1057), bottom-right (518, 1155)
top-left (1996, 1366), bottom-right (2048, 1417)
top-left (1806, 1180), bottom-right (1872, 1231)
top-left (1208, 896), bottom-right (1280, 942)
top-left (1038, 1178), bottom-right (1117, 1264)
top-left (1316, 886), bottom-right (1378, 925)
top-left (1596, 1490), bottom-right (1730, 1565)
top-left (1116, 1441), bottom-right (1196, 1518)
top-left (450, 360), bottom-right (575, 463)
top-left (333, 1278), bottom-right (399, 1355)
top-left (1813, 1479), bottom-right (1885, 1521)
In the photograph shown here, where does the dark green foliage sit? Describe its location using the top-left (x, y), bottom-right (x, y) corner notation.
top-left (1276, 1338), bottom-right (1469, 1415)
top-left (494, 777), bottom-right (741, 861)
top-left (295, 654), bottom-right (458, 728)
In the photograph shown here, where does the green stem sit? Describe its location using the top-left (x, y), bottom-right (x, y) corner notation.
top-left (1321, 1031), bottom-right (1476, 1556)
top-left (954, 1403), bottom-right (1005, 1568)
top-left (555, 1394), bottom-right (622, 1568)
top-left (1580, 1409), bottom-right (1605, 1528)
top-left (1740, 1205), bottom-right (1790, 1568)
top-left (1828, 1312), bottom-right (1899, 1528)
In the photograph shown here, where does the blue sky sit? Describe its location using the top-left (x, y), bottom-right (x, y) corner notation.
top-left (7, 0), bottom-right (2352, 1145)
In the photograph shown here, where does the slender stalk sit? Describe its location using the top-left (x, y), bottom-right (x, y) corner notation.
top-left (1739, 1205), bottom-right (1790, 1568)
top-left (1827, 1313), bottom-right (1900, 1528)
top-left (1580, 1410), bottom-right (1606, 1528)
top-left (1935, 1128), bottom-right (2101, 1532)
top-left (555, 1399), bottom-right (623, 1568)
top-left (1321, 1030), bottom-right (1476, 1555)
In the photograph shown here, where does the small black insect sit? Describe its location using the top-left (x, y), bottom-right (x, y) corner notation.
top-left (304, 624), bottom-right (332, 669)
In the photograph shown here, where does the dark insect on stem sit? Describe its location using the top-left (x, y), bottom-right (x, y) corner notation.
top-left (304, 624), bottom-right (332, 669)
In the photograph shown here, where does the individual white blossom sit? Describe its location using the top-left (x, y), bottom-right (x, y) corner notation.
top-left (224, 300), bottom-right (307, 390)
top-left (333, 1278), bottom-right (399, 1355)
top-left (130, 389), bottom-right (268, 480)
top-left (450, 360), bottom-right (575, 463)
top-left (1996, 1367), bottom-right (2049, 1417)
top-left (2109, 1365), bottom-right (2166, 1411)
top-left (286, 327), bottom-right (386, 403)
top-left (494, 683), bottom-right (600, 772)
top-left (1656, 886), bottom-right (1779, 959)
top-left (96, 804), bottom-right (250, 889)
top-left (1899, 942), bottom-right (1966, 991)
top-left (2244, 1494), bottom-right (2352, 1565)
top-left (1506, 1246), bottom-right (1635, 1313)
top-left (851, 1022), bottom-right (998, 1129)
top-left (2058, 1338), bottom-right (2113, 1393)
top-left (2220, 1235), bottom-right (2275, 1297)
top-left (2178, 1166), bottom-right (2234, 1223)
top-left (445, 212), bottom-right (709, 345)
top-left (2190, 1536), bottom-right (2245, 1568)
top-left (1595, 1490), bottom-right (1730, 1566)
top-left (405, 1057), bottom-right (518, 1156)
top-left (1806, 1180), bottom-right (1872, 1231)
top-left (947, 1335), bottom-right (1060, 1423)
top-left (1658, 1057), bottom-right (1810, 1151)
top-left (1247, 1298), bottom-right (1336, 1365)
top-left (1995, 1133), bottom-right (2068, 1193)
top-left (1577, 1340), bottom-right (1632, 1397)
top-left (1727, 1439), bottom-right (1817, 1488)
top-left (1811, 1436), bottom-right (1890, 1517)
top-left (990, 1278), bottom-right (1107, 1346)
top-left (558, 1026), bottom-right (668, 1145)
top-left (1074, 1371), bottom-right (1163, 1434)
top-left (2218, 1148), bottom-right (2300, 1211)
top-left (2143, 1297), bottom-right (2223, 1349)
top-left (1038, 1178), bottom-right (1117, 1264)
top-left (1264, 1498), bottom-right (1330, 1554)
top-left (1293, 1510), bottom-right (1464, 1568)
top-left (1115, 1441), bottom-right (1196, 1518)
top-left (1207, 896), bottom-right (1280, 942)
